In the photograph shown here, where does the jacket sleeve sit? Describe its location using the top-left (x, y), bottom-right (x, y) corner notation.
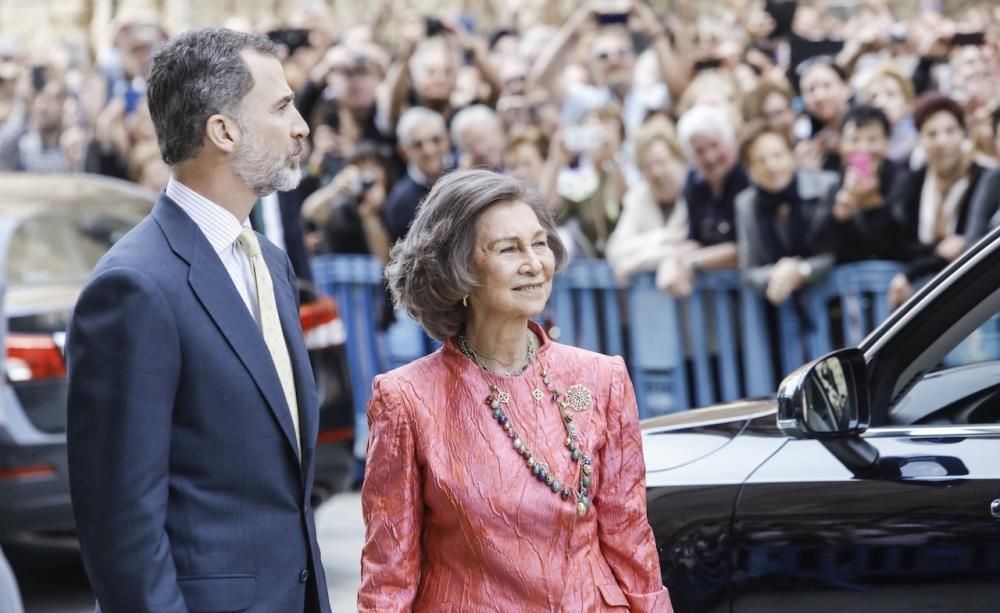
top-left (595, 357), bottom-right (673, 612)
top-left (736, 192), bottom-right (774, 293)
top-left (964, 167), bottom-right (1000, 245)
top-left (66, 267), bottom-right (187, 613)
top-left (358, 374), bottom-right (424, 612)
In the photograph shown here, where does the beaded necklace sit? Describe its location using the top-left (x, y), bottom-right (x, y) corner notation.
top-left (456, 333), bottom-right (594, 517)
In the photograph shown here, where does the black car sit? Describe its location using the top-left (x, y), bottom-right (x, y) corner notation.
top-left (643, 225), bottom-right (1000, 612)
top-left (0, 174), bottom-right (354, 541)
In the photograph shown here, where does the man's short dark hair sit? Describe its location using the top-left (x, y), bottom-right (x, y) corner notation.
top-left (841, 104), bottom-right (891, 137)
top-left (146, 28), bottom-right (276, 166)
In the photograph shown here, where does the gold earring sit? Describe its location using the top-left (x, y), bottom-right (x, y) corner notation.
top-left (463, 296), bottom-right (468, 308)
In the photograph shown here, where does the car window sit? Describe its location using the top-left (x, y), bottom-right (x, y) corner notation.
top-left (6, 210), bottom-right (140, 286)
top-left (888, 312), bottom-right (1000, 427)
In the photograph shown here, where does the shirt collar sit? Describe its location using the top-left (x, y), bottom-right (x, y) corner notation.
top-left (406, 163), bottom-right (431, 187)
top-left (165, 176), bottom-right (250, 255)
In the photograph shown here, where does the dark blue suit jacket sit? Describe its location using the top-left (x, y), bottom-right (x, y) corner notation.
top-left (66, 194), bottom-right (332, 613)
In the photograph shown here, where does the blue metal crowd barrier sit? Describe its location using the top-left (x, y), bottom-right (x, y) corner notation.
top-left (311, 255), bottom-right (905, 423)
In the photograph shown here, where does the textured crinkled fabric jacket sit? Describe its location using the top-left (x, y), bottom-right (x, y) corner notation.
top-left (359, 322), bottom-right (672, 612)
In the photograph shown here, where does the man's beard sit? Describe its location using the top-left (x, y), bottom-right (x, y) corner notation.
top-left (232, 123), bottom-right (303, 196)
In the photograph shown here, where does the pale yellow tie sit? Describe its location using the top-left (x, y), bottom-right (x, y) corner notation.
top-left (238, 228), bottom-right (301, 456)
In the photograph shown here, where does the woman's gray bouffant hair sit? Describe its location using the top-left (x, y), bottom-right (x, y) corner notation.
top-left (385, 169), bottom-right (567, 341)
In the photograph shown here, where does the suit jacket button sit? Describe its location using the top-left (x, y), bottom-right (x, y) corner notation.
top-left (299, 569), bottom-right (309, 583)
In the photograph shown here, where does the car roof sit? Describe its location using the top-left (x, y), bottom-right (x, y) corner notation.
top-left (0, 173), bottom-right (156, 219)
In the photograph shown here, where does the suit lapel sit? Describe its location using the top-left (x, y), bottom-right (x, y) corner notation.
top-left (153, 196), bottom-right (302, 462)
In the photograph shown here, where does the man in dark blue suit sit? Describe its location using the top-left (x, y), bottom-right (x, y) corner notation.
top-left (66, 28), bottom-right (332, 613)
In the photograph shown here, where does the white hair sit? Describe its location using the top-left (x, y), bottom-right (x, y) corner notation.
top-left (396, 106), bottom-right (446, 148)
top-left (676, 104), bottom-right (736, 158)
top-left (450, 104), bottom-right (499, 150)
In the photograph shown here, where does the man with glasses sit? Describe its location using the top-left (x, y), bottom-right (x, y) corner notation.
top-left (384, 106), bottom-right (451, 242)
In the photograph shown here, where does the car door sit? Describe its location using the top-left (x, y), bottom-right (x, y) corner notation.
top-left (728, 232), bottom-right (1000, 612)
top-left (730, 427), bottom-right (1000, 613)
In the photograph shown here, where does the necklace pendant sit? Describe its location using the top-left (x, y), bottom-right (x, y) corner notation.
top-left (531, 387), bottom-right (544, 403)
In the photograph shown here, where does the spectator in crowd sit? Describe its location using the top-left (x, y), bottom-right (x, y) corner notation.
top-left (531, 1), bottom-right (686, 138)
top-left (384, 20), bottom-right (501, 133)
top-left (887, 92), bottom-right (989, 309)
top-left (675, 70), bottom-right (742, 125)
top-left (497, 55), bottom-right (529, 96)
top-left (384, 106), bottom-right (450, 242)
top-left (0, 72), bottom-right (71, 172)
top-left (552, 103), bottom-right (628, 259)
top-left (503, 128), bottom-right (547, 188)
top-left (795, 57), bottom-right (851, 171)
top-left (657, 104), bottom-right (746, 296)
top-left (736, 123), bottom-right (838, 305)
top-left (496, 89), bottom-right (560, 138)
top-left (451, 104), bottom-right (504, 170)
top-left (962, 107), bottom-right (1000, 245)
top-left (744, 78), bottom-right (798, 143)
top-left (921, 42), bottom-right (999, 167)
top-left (85, 97), bottom-right (159, 179)
top-left (487, 26), bottom-right (521, 69)
top-left (302, 141), bottom-right (392, 262)
top-left (813, 105), bottom-right (903, 264)
top-left (296, 42), bottom-right (394, 183)
top-left (859, 64), bottom-right (918, 165)
top-left (100, 13), bottom-right (165, 119)
top-left (606, 116), bottom-right (689, 280)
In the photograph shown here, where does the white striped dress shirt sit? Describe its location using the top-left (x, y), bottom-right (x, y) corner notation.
top-left (165, 177), bottom-right (261, 324)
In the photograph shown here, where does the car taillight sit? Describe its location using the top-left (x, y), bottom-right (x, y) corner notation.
top-left (6, 334), bottom-right (66, 382)
top-left (300, 296), bottom-right (346, 350)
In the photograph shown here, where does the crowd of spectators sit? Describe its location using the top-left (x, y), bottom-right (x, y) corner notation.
top-left (4, 0), bottom-right (1000, 312)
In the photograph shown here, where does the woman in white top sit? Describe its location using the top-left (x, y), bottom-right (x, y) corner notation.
top-left (606, 116), bottom-right (689, 281)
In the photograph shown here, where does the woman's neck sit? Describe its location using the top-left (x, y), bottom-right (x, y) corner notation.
top-left (464, 315), bottom-right (532, 374)
top-left (932, 156), bottom-right (969, 191)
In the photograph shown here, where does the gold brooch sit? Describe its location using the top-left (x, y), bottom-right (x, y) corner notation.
top-left (565, 384), bottom-right (593, 412)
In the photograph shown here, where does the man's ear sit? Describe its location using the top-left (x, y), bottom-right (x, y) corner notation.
top-left (396, 142), bottom-right (410, 162)
top-left (205, 114), bottom-right (239, 154)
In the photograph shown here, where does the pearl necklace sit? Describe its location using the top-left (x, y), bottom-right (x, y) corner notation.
top-left (456, 334), bottom-right (594, 517)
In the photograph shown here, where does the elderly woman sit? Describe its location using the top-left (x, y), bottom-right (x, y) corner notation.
top-left (606, 116), bottom-right (689, 280)
top-left (359, 169), bottom-right (671, 612)
top-left (656, 104), bottom-right (748, 296)
top-left (887, 92), bottom-right (988, 309)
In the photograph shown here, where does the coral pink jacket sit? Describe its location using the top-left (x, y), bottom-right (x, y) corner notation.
top-left (359, 323), bottom-right (672, 612)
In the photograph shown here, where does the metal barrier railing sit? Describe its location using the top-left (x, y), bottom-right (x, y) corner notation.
top-left (311, 256), bottom-right (905, 426)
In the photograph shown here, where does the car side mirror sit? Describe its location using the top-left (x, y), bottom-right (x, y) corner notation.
top-left (777, 348), bottom-right (879, 474)
top-left (777, 348), bottom-right (870, 438)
